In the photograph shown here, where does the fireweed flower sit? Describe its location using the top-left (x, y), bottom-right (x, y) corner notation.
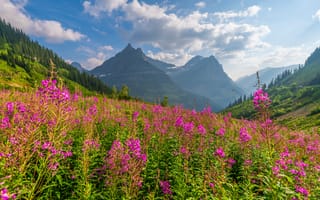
top-left (6, 102), bottom-right (14, 115)
top-left (253, 88), bottom-right (271, 110)
top-left (227, 158), bottom-right (236, 167)
top-left (132, 111), bottom-right (139, 121)
top-left (160, 180), bottom-right (172, 195)
top-left (239, 127), bottom-right (252, 143)
top-left (197, 124), bottom-right (206, 135)
top-left (214, 147), bottom-right (225, 158)
top-left (175, 116), bottom-right (184, 127)
top-left (295, 185), bottom-right (308, 197)
top-left (216, 127), bottom-right (225, 136)
top-left (0, 117), bottom-right (10, 129)
top-left (272, 166), bottom-right (280, 175)
top-left (0, 188), bottom-right (10, 200)
top-left (183, 121), bottom-right (194, 133)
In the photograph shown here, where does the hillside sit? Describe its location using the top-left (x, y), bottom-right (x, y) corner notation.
top-left (170, 55), bottom-right (244, 107)
top-left (236, 65), bottom-right (300, 95)
top-left (283, 47), bottom-right (320, 86)
top-left (224, 47), bottom-right (320, 130)
top-left (90, 44), bottom-right (222, 111)
top-left (0, 19), bottom-right (111, 94)
top-left (0, 77), bottom-right (319, 199)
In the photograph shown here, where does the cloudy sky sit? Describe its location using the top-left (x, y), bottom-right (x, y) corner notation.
top-left (1, 0), bottom-right (320, 79)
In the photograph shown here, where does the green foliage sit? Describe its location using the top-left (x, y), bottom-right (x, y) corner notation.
top-left (0, 18), bottom-right (112, 95)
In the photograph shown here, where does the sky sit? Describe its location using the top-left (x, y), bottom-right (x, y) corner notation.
top-left (1, 0), bottom-right (320, 80)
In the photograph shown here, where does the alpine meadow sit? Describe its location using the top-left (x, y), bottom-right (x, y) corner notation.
top-left (1, 0), bottom-right (320, 199)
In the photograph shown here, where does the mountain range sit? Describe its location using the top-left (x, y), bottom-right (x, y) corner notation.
top-left (90, 44), bottom-right (222, 111)
top-left (89, 44), bottom-right (247, 110)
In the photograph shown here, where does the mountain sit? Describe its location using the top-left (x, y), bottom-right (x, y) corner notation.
top-left (224, 47), bottom-right (320, 130)
top-left (169, 55), bottom-right (244, 107)
top-left (144, 56), bottom-right (176, 73)
top-left (282, 47), bottom-right (320, 86)
top-left (236, 65), bottom-right (300, 95)
top-left (0, 19), bottom-right (111, 94)
top-left (71, 61), bottom-right (86, 72)
top-left (90, 44), bottom-right (222, 111)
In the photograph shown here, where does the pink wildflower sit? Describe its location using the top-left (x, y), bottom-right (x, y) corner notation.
top-left (197, 124), bottom-right (206, 135)
top-left (253, 88), bottom-right (271, 110)
top-left (295, 186), bottom-right (308, 197)
top-left (239, 127), bottom-right (252, 143)
top-left (216, 127), bottom-right (225, 136)
top-left (160, 180), bottom-right (172, 195)
top-left (214, 147), bottom-right (225, 158)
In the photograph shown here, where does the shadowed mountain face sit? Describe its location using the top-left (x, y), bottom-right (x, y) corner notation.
top-left (90, 44), bottom-right (222, 111)
top-left (169, 55), bottom-right (244, 107)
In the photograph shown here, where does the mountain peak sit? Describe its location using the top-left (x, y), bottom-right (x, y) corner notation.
top-left (120, 43), bottom-right (145, 57)
top-left (122, 43), bottom-right (135, 52)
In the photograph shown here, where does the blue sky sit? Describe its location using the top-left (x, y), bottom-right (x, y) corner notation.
top-left (1, 0), bottom-right (320, 79)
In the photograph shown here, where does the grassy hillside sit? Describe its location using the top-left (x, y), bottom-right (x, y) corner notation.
top-left (0, 79), bottom-right (319, 199)
top-left (223, 85), bottom-right (320, 130)
top-left (224, 47), bottom-right (320, 130)
top-left (0, 18), bottom-right (112, 95)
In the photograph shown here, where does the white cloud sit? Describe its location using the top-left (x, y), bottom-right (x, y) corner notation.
top-left (83, 0), bottom-right (127, 17)
top-left (222, 45), bottom-right (310, 80)
top-left (214, 5), bottom-right (261, 20)
top-left (77, 45), bottom-right (115, 69)
top-left (84, 52), bottom-right (107, 69)
top-left (195, 1), bottom-right (206, 9)
top-left (83, 1), bottom-right (270, 75)
top-left (312, 9), bottom-right (320, 21)
top-left (147, 50), bottom-right (193, 66)
top-left (0, 0), bottom-right (85, 43)
top-left (99, 45), bottom-right (114, 51)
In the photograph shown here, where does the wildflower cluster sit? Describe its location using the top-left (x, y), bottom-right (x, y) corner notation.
top-left (37, 79), bottom-right (70, 103)
top-left (159, 180), bottom-right (172, 196)
top-left (253, 88), bottom-right (271, 110)
top-left (106, 138), bottom-right (147, 192)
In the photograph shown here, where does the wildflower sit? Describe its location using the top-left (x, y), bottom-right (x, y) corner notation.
top-left (295, 185), bottom-right (308, 197)
top-left (272, 166), bottom-right (280, 175)
top-left (253, 88), bottom-right (271, 110)
top-left (244, 159), bottom-right (252, 166)
top-left (197, 124), bottom-right (206, 135)
top-left (6, 102), bottom-right (14, 115)
top-left (42, 141), bottom-right (52, 150)
top-left (180, 146), bottom-right (188, 154)
top-left (48, 162), bottom-right (59, 171)
top-left (0, 188), bottom-right (10, 200)
top-left (239, 127), bottom-right (252, 143)
top-left (183, 121), bottom-right (194, 133)
top-left (88, 104), bottom-right (97, 116)
top-left (227, 158), bottom-right (236, 167)
top-left (160, 180), bottom-right (172, 195)
top-left (132, 111), bottom-right (139, 121)
top-left (17, 102), bottom-right (26, 113)
top-left (121, 154), bottom-right (130, 173)
top-left (175, 116), bottom-right (184, 127)
top-left (126, 139), bottom-right (142, 158)
top-left (0, 117), bottom-right (10, 129)
top-left (209, 182), bottom-right (215, 188)
top-left (214, 147), bottom-right (225, 158)
top-left (295, 161), bottom-right (308, 169)
top-left (216, 127), bottom-right (225, 136)
top-left (201, 106), bottom-right (211, 114)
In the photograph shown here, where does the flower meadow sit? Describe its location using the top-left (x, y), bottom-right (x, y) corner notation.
top-left (0, 79), bottom-right (319, 199)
